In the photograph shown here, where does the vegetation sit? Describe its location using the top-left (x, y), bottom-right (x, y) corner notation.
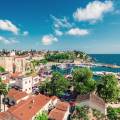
top-left (71, 105), bottom-right (89, 120)
top-left (72, 67), bottom-right (96, 94)
top-left (107, 107), bottom-right (120, 120)
top-left (31, 59), bottom-right (47, 67)
top-left (0, 79), bottom-right (8, 112)
top-left (0, 66), bottom-right (5, 72)
top-left (92, 109), bottom-right (106, 120)
top-left (45, 52), bottom-right (74, 62)
top-left (96, 74), bottom-right (120, 102)
top-left (34, 112), bottom-right (48, 120)
top-left (39, 72), bottom-right (70, 97)
top-left (45, 51), bottom-right (91, 62)
top-left (71, 105), bottom-right (106, 120)
top-left (73, 50), bottom-right (91, 61)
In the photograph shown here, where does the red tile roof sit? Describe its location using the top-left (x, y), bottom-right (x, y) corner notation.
top-left (0, 112), bottom-right (17, 120)
top-left (55, 102), bottom-right (70, 111)
top-left (10, 72), bottom-right (21, 78)
top-left (49, 108), bottom-right (66, 120)
top-left (51, 96), bottom-right (58, 101)
top-left (7, 94), bottom-right (51, 120)
top-left (7, 89), bottom-right (28, 101)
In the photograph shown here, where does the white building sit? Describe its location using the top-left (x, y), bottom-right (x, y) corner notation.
top-left (32, 75), bottom-right (40, 87)
top-left (15, 76), bottom-right (33, 94)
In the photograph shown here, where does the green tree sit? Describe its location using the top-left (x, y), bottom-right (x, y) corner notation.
top-left (39, 72), bottom-right (70, 97)
top-left (107, 107), bottom-right (120, 120)
top-left (34, 112), bottom-right (48, 120)
top-left (71, 105), bottom-right (89, 120)
top-left (0, 66), bottom-right (5, 73)
top-left (72, 67), bottom-right (96, 94)
top-left (39, 79), bottom-right (51, 95)
top-left (72, 67), bottom-right (93, 83)
top-left (50, 72), bottom-right (70, 96)
top-left (0, 79), bottom-right (8, 112)
top-left (96, 74), bottom-right (120, 102)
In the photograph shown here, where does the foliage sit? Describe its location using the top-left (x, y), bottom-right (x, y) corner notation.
top-left (96, 74), bottom-right (120, 102)
top-left (73, 51), bottom-right (92, 61)
top-left (39, 72), bottom-right (70, 97)
top-left (39, 59), bottom-right (48, 65)
top-left (34, 112), bottom-right (48, 120)
top-left (0, 66), bottom-right (5, 72)
top-left (71, 105), bottom-right (89, 120)
top-left (45, 51), bottom-right (91, 62)
top-left (51, 72), bottom-right (70, 96)
top-left (72, 67), bottom-right (96, 94)
top-left (92, 109), bottom-right (106, 120)
top-left (72, 67), bottom-right (93, 83)
top-left (39, 79), bottom-right (51, 95)
top-left (107, 107), bottom-right (120, 120)
top-left (45, 52), bottom-right (74, 62)
top-left (0, 79), bottom-right (8, 95)
top-left (0, 79), bottom-right (8, 112)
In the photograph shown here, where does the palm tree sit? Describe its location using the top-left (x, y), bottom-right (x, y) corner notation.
top-left (0, 79), bottom-right (8, 112)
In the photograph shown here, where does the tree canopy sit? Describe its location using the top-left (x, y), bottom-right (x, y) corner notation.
top-left (39, 72), bottom-right (70, 97)
top-left (72, 67), bottom-right (96, 94)
top-left (96, 74), bottom-right (120, 102)
top-left (0, 66), bottom-right (5, 73)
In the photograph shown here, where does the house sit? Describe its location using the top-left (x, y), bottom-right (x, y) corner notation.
top-left (51, 96), bottom-right (59, 106)
top-left (0, 94), bottom-right (52, 120)
top-left (0, 56), bottom-right (28, 74)
top-left (15, 75), bottom-right (33, 93)
top-left (32, 75), bottom-right (40, 87)
top-left (49, 102), bottom-right (70, 120)
top-left (6, 88), bottom-right (29, 105)
top-left (75, 93), bottom-right (106, 114)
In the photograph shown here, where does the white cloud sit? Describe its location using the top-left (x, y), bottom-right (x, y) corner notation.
top-left (23, 31), bottom-right (29, 36)
top-left (41, 34), bottom-right (58, 45)
top-left (55, 29), bottom-right (63, 36)
top-left (10, 39), bottom-right (19, 44)
top-left (67, 28), bottom-right (89, 36)
top-left (0, 20), bottom-right (19, 34)
top-left (0, 36), bottom-right (19, 44)
top-left (50, 15), bottom-right (72, 29)
top-left (0, 36), bottom-right (10, 44)
top-left (73, 0), bottom-right (113, 23)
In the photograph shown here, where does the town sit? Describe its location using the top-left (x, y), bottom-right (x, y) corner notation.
top-left (0, 50), bottom-right (120, 120)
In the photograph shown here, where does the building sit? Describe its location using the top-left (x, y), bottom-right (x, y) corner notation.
top-left (51, 96), bottom-right (59, 106)
top-left (15, 76), bottom-right (33, 94)
top-left (32, 75), bottom-right (40, 87)
top-left (0, 94), bottom-right (52, 120)
top-left (49, 101), bottom-right (70, 120)
top-left (75, 93), bottom-right (106, 114)
top-left (0, 56), bottom-right (29, 74)
top-left (7, 89), bottom-right (29, 104)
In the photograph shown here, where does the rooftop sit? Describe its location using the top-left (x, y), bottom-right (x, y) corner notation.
top-left (6, 94), bottom-right (51, 120)
top-left (7, 89), bottom-right (28, 101)
top-left (55, 101), bottom-right (70, 111)
top-left (49, 108), bottom-right (66, 120)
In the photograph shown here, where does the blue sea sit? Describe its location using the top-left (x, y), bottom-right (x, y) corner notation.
top-left (90, 54), bottom-right (120, 66)
top-left (90, 54), bottom-right (120, 73)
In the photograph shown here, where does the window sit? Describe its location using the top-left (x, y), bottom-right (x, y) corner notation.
top-left (25, 81), bottom-right (27, 84)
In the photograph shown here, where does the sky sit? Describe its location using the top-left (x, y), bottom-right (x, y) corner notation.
top-left (0, 0), bottom-right (120, 54)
